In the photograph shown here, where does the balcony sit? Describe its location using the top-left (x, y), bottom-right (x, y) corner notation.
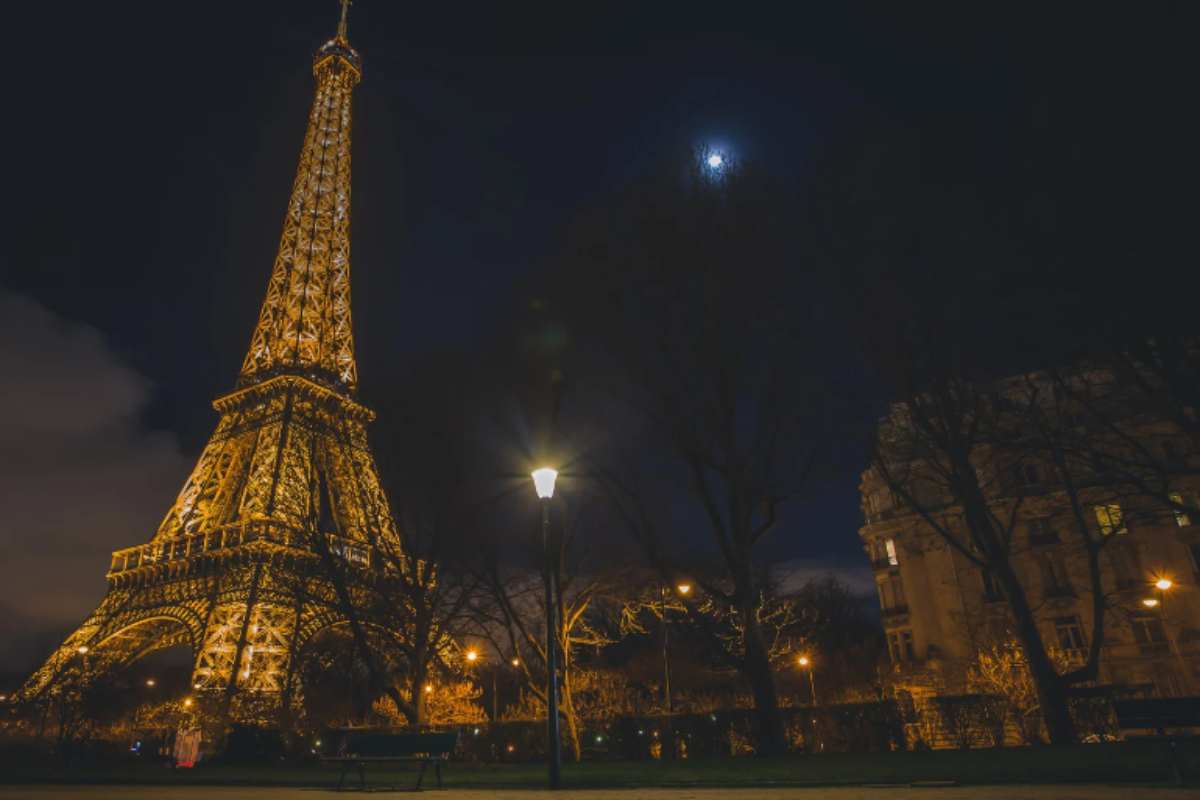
top-left (108, 522), bottom-right (392, 576)
top-left (1029, 531), bottom-right (1060, 547)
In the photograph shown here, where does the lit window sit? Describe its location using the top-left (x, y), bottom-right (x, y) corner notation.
top-left (1053, 616), bottom-right (1087, 657)
top-left (1094, 503), bottom-right (1126, 536)
top-left (885, 539), bottom-right (899, 566)
top-left (1170, 493), bottom-right (1195, 528)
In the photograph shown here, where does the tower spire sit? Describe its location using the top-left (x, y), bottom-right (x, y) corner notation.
top-left (337, 0), bottom-right (351, 41)
top-left (238, 5), bottom-right (363, 393)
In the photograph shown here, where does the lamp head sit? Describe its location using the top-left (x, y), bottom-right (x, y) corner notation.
top-left (677, 583), bottom-right (692, 596)
top-left (465, 649), bottom-right (479, 663)
top-left (1155, 577), bottom-right (1173, 591)
top-left (1143, 597), bottom-right (1160, 608)
top-left (531, 467), bottom-right (558, 499)
top-left (797, 655), bottom-right (810, 667)
top-left (76, 645), bottom-right (89, 655)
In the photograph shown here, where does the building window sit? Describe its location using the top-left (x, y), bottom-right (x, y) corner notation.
top-left (1010, 462), bottom-right (1041, 487)
top-left (877, 574), bottom-right (907, 613)
top-left (1039, 554), bottom-right (1073, 597)
top-left (981, 569), bottom-right (1004, 602)
top-left (1094, 503), bottom-right (1127, 536)
top-left (1054, 616), bottom-right (1087, 660)
top-left (885, 538), bottom-right (899, 566)
top-left (1170, 493), bottom-right (1197, 528)
top-left (1028, 517), bottom-right (1059, 545)
top-left (1131, 615), bottom-right (1169, 657)
top-left (888, 629), bottom-right (917, 663)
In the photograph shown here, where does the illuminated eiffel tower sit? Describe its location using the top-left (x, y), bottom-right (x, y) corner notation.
top-left (18, 2), bottom-right (400, 718)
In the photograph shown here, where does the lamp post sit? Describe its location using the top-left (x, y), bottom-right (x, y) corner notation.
top-left (1148, 576), bottom-right (1191, 694)
top-left (797, 655), bottom-right (817, 706)
top-left (531, 467), bottom-right (561, 789)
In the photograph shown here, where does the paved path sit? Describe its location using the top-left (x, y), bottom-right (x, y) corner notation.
top-left (0, 787), bottom-right (1194, 800)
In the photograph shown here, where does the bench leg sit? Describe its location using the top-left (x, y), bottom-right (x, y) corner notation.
top-left (435, 762), bottom-right (443, 789)
top-left (416, 760), bottom-right (428, 790)
top-left (358, 762), bottom-right (367, 791)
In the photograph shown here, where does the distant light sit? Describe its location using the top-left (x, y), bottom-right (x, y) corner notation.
top-left (511, 657), bottom-right (520, 667)
top-left (424, 683), bottom-right (434, 694)
top-left (465, 649), bottom-right (479, 663)
top-left (145, 678), bottom-right (156, 688)
top-left (707, 153), bottom-right (724, 169)
top-left (1142, 597), bottom-right (1160, 608)
top-left (531, 468), bottom-right (558, 499)
top-left (315, 739), bottom-right (322, 747)
top-left (797, 655), bottom-right (810, 667)
top-left (595, 735), bottom-right (603, 743)
top-left (193, 683), bottom-right (201, 690)
top-left (183, 698), bottom-right (193, 708)
top-left (1155, 578), bottom-right (1173, 591)
top-left (506, 743), bottom-right (516, 753)
top-left (76, 646), bottom-right (89, 655)
top-left (676, 583), bottom-right (692, 596)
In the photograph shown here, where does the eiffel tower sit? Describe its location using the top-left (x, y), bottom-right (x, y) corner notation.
top-left (18, 2), bottom-right (401, 718)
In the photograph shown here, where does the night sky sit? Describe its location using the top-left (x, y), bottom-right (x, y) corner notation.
top-left (0, 1), bottom-right (1192, 671)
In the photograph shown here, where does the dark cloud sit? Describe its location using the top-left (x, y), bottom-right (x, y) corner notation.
top-left (0, 293), bottom-right (190, 671)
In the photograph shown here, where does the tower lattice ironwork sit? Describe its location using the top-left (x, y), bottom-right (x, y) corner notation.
top-left (17, 2), bottom-right (400, 719)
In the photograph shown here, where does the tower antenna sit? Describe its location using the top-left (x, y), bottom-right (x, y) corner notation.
top-left (337, 0), bottom-right (351, 40)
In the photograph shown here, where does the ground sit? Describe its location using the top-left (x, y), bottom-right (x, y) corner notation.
top-left (0, 788), bottom-right (1197, 800)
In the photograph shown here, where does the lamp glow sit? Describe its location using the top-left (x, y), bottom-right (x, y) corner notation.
top-left (1155, 578), bottom-right (1173, 591)
top-left (424, 683), bottom-right (434, 694)
top-left (1143, 597), bottom-right (1160, 608)
top-left (76, 645), bottom-right (89, 655)
top-left (183, 698), bottom-right (193, 708)
top-left (531, 467), bottom-right (558, 499)
top-left (676, 583), bottom-right (692, 596)
top-left (465, 649), bottom-right (479, 663)
top-left (797, 655), bottom-right (810, 667)
top-left (145, 678), bottom-right (156, 687)
top-left (707, 153), bottom-right (723, 169)
top-left (511, 657), bottom-right (520, 667)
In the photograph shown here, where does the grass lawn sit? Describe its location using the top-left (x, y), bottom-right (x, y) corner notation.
top-left (2, 741), bottom-right (1197, 790)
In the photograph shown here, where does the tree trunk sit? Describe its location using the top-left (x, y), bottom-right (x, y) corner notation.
top-left (994, 558), bottom-right (1075, 744)
top-left (560, 670), bottom-right (582, 762)
top-left (740, 601), bottom-right (787, 756)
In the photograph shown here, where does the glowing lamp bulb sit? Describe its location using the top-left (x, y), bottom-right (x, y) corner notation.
top-left (797, 656), bottom-right (810, 667)
top-left (1155, 578), bottom-right (1173, 591)
top-left (511, 658), bottom-right (520, 667)
top-left (465, 649), bottom-right (479, 663)
top-left (707, 153), bottom-right (723, 169)
top-left (424, 683), bottom-right (434, 694)
top-left (1142, 597), bottom-right (1160, 608)
top-left (677, 583), bottom-right (692, 596)
top-left (531, 467), bottom-right (558, 499)
top-left (76, 646), bottom-right (89, 655)
top-left (183, 698), bottom-right (193, 708)
top-left (146, 678), bottom-right (156, 687)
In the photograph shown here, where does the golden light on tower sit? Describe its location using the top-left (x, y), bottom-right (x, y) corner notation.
top-left (13, 3), bottom-right (407, 722)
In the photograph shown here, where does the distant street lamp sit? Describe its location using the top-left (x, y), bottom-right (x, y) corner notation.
top-left (531, 467), bottom-right (562, 790)
top-left (1148, 575), bottom-right (1191, 694)
top-left (465, 649), bottom-right (479, 664)
top-left (145, 678), bottom-right (156, 688)
top-left (797, 655), bottom-right (817, 706)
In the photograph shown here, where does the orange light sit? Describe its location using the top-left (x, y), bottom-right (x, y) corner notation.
top-left (677, 583), bottom-right (692, 596)
top-left (76, 645), bottom-right (89, 655)
top-left (183, 698), bottom-right (193, 708)
top-left (465, 649), bottom-right (479, 663)
top-left (511, 658), bottom-right (520, 667)
top-left (797, 655), bottom-right (810, 667)
top-left (1155, 578), bottom-right (1173, 591)
top-left (145, 678), bottom-right (156, 688)
top-left (424, 683), bottom-right (433, 694)
top-left (1143, 597), bottom-right (1160, 608)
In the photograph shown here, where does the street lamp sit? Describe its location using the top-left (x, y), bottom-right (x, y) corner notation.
top-left (797, 654), bottom-right (817, 706)
top-left (145, 678), bottom-right (156, 688)
top-left (531, 467), bottom-right (562, 790)
top-left (465, 649), bottom-right (479, 664)
top-left (1148, 575), bottom-right (1191, 694)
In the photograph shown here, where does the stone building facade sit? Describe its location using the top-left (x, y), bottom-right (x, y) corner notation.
top-left (859, 374), bottom-right (1200, 701)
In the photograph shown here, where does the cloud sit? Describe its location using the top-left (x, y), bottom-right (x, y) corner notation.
top-left (0, 293), bottom-right (191, 672)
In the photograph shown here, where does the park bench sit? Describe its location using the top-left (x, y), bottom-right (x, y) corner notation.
top-left (1112, 698), bottom-right (1200, 785)
top-left (322, 730), bottom-right (459, 791)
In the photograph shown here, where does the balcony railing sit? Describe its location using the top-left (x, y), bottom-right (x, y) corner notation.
top-left (108, 521), bottom-right (387, 575)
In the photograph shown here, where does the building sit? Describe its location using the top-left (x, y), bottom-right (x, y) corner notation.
top-left (859, 369), bottom-right (1200, 702)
